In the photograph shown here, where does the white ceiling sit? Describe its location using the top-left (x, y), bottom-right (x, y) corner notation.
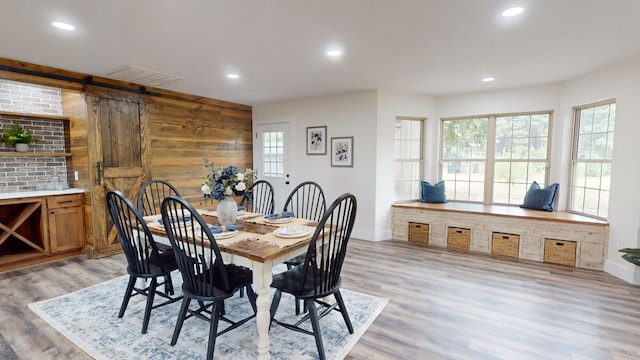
top-left (2, 0), bottom-right (640, 106)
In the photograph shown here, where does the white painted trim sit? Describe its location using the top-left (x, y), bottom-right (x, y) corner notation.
top-left (350, 229), bottom-right (388, 242)
top-left (604, 259), bottom-right (639, 284)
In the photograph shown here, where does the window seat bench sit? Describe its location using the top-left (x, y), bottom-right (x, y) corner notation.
top-left (391, 202), bottom-right (609, 270)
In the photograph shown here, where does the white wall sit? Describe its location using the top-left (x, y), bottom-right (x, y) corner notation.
top-left (435, 57), bottom-right (640, 283)
top-left (253, 90), bottom-right (436, 241)
top-left (435, 84), bottom-right (565, 205)
top-left (253, 56), bottom-right (640, 283)
top-left (560, 57), bottom-right (640, 283)
top-left (376, 90), bottom-right (436, 239)
top-left (253, 91), bottom-right (378, 240)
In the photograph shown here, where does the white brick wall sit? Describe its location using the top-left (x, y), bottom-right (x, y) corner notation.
top-left (0, 80), bottom-right (67, 192)
top-left (0, 80), bottom-right (63, 115)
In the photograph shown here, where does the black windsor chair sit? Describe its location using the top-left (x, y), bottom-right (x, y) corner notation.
top-left (269, 193), bottom-right (357, 360)
top-left (137, 179), bottom-right (181, 217)
top-left (106, 190), bottom-right (181, 334)
top-left (161, 195), bottom-right (257, 360)
top-left (281, 181), bottom-right (327, 314)
top-left (238, 179), bottom-right (275, 215)
top-left (136, 179), bottom-right (182, 252)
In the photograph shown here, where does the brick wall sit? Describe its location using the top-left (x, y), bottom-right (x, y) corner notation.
top-left (0, 80), bottom-right (63, 115)
top-left (0, 80), bottom-right (67, 192)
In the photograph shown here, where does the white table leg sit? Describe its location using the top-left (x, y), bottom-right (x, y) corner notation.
top-left (253, 261), bottom-right (273, 360)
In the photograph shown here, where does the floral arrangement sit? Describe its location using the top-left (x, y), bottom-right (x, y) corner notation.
top-left (201, 158), bottom-right (256, 201)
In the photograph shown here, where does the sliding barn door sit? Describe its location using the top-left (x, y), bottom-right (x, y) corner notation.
top-left (86, 87), bottom-right (151, 258)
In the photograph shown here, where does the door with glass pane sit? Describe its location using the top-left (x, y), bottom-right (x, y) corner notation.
top-left (254, 122), bottom-right (292, 210)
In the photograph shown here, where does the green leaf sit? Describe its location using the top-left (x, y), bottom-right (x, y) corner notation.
top-left (618, 248), bottom-right (640, 255)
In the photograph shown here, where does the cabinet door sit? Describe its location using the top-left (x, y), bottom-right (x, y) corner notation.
top-left (49, 206), bottom-right (84, 253)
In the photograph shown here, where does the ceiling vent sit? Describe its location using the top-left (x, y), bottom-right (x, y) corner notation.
top-left (105, 65), bottom-right (182, 87)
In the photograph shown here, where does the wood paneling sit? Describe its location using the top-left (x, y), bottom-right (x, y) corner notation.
top-left (146, 99), bottom-right (252, 206)
top-left (2, 57), bottom-right (253, 260)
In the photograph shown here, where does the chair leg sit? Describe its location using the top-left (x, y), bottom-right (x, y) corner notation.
top-left (164, 273), bottom-right (174, 295)
top-left (219, 300), bottom-right (226, 315)
top-left (118, 276), bottom-right (136, 318)
top-left (285, 263), bottom-right (305, 315)
top-left (247, 285), bottom-right (257, 313)
top-left (306, 299), bottom-right (326, 360)
top-left (334, 290), bottom-right (354, 333)
top-left (171, 297), bottom-right (192, 346)
top-left (141, 278), bottom-right (158, 334)
top-left (295, 297), bottom-right (301, 315)
top-left (269, 289), bottom-right (283, 328)
top-left (207, 301), bottom-right (220, 360)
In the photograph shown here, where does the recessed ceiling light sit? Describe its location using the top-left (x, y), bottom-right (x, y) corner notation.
top-left (52, 21), bottom-right (75, 31)
top-left (326, 50), bottom-right (342, 57)
top-left (226, 74), bottom-right (240, 79)
top-left (502, 7), bottom-right (524, 17)
top-left (482, 77), bottom-right (495, 82)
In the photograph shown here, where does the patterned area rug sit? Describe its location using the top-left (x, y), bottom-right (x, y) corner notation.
top-left (0, 333), bottom-right (18, 360)
top-left (29, 273), bottom-right (387, 360)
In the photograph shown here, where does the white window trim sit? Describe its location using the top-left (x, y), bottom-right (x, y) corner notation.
top-left (568, 99), bottom-right (615, 220)
top-left (439, 110), bottom-right (553, 205)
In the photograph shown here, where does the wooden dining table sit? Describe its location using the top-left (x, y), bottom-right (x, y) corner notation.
top-left (143, 209), bottom-right (317, 360)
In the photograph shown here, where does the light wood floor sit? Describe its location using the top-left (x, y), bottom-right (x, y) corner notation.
top-left (2, 239), bottom-right (640, 359)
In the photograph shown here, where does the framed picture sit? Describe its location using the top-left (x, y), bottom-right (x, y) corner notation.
top-left (306, 126), bottom-right (327, 155)
top-left (331, 136), bottom-right (354, 167)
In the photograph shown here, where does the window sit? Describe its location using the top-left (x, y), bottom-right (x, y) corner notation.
top-left (262, 130), bottom-right (284, 177)
top-left (394, 117), bottom-right (424, 201)
top-left (441, 117), bottom-right (488, 201)
top-left (570, 100), bottom-right (615, 219)
top-left (441, 112), bottom-right (552, 204)
top-left (494, 114), bottom-right (550, 205)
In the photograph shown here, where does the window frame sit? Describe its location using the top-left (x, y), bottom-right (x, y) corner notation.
top-left (568, 99), bottom-right (616, 220)
top-left (439, 110), bottom-right (553, 205)
top-left (393, 116), bottom-right (425, 202)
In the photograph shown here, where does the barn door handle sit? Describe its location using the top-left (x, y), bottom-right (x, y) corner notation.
top-left (96, 161), bottom-right (102, 185)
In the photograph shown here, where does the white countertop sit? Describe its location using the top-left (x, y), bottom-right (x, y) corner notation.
top-left (0, 188), bottom-right (85, 200)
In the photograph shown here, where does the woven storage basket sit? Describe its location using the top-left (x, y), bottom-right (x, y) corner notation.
top-left (447, 227), bottom-right (470, 250)
top-left (408, 222), bottom-right (429, 244)
top-left (491, 232), bottom-right (520, 258)
top-left (544, 239), bottom-right (576, 266)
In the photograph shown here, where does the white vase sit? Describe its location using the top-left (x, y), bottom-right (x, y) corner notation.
top-left (15, 143), bottom-right (29, 152)
top-left (217, 195), bottom-right (237, 225)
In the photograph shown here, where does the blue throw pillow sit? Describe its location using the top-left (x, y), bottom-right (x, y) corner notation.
top-left (420, 181), bottom-right (448, 203)
top-left (520, 181), bottom-right (559, 212)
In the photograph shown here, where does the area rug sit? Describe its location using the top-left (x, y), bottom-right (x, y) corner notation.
top-left (29, 273), bottom-right (387, 360)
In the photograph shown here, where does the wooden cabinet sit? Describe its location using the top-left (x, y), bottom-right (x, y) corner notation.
top-left (0, 192), bottom-right (85, 272)
top-left (48, 194), bottom-right (84, 253)
top-left (0, 198), bottom-right (47, 266)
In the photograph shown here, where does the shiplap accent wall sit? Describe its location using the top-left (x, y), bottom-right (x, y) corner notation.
top-left (0, 80), bottom-right (67, 192)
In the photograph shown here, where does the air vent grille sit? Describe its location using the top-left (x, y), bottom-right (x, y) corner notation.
top-left (105, 65), bottom-right (181, 86)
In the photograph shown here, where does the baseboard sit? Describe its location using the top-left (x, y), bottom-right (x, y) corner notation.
top-left (350, 228), bottom-right (389, 242)
top-left (604, 259), bottom-right (638, 284)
